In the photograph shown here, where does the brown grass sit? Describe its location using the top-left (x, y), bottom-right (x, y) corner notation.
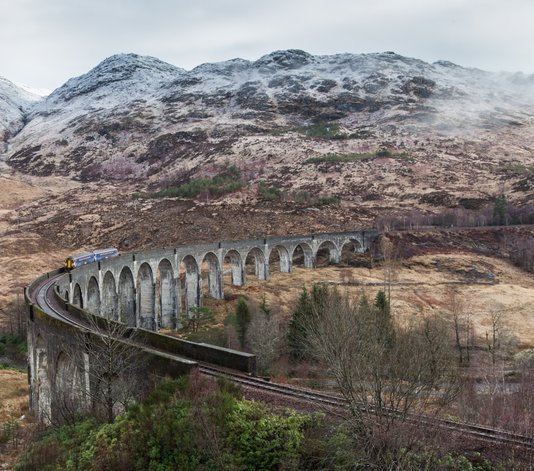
top-left (0, 370), bottom-right (28, 419)
top-left (217, 252), bottom-right (534, 348)
top-left (0, 369), bottom-right (31, 467)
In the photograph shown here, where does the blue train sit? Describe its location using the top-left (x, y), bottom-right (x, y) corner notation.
top-left (64, 248), bottom-right (119, 271)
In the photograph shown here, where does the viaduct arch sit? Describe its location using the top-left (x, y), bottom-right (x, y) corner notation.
top-left (26, 229), bottom-right (377, 424)
top-left (55, 230), bottom-right (377, 332)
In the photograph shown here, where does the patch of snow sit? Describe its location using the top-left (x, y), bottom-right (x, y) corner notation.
top-left (13, 82), bottom-right (51, 98)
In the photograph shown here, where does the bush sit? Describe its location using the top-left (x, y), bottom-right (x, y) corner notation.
top-left (14, 419), bottom-right (100, 471)
top-left (497, 163), bottom-right (534, 176)
top-left (375, 148), bottom-right (392, 158)
top-left (226, 401), bottom-right (311, 470)
top-left (0, 335), bottom-right (26, 355)
top-left (257, 182), bottom-right (282, 201)
top-left (15, 376), bottom-right (319, 471)
top-left (304, 153), bottom-right (374, 164)
top-left (299, 122), bottom-right (344, 139)
top-left (136, 165), bottom-right (244, 200)
top-left (0, 334), bottom-right (27, 365)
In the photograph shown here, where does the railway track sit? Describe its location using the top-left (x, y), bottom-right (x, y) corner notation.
top-left (32, 273), bottom-right (534, 451)
top-left (200, 364), bottom-right (534, 450)
top-left (33, 275), bottom-right (90, 331)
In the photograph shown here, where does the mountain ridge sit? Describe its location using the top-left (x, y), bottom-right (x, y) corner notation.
top-left (0, 76), bottom-right (41, 150)
top-left (1, 50), bottom-right (533, 211)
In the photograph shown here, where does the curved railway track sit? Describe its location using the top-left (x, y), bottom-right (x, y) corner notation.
top-left (200, 364), bottom-right (534, 449)
top-left (32, 273), bottom-right (534, 451)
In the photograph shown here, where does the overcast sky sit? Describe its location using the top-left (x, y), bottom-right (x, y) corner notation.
top-left (1, 0), bottom-right (534, 91)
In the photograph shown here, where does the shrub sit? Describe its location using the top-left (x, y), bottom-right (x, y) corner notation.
top-left (497, 164), bottom-right (534, 176)
top-left (0, 335), bottom-right (27, 366)
top-left (375, 148), bottom-right (393, 157)
top-left (0, 335), bottom-right (26, 355)
top-left (226, 401), bottom-right (311, 470)
top-left (257, 182), bottom-right (282, 201)
top-left (15, 376), bottom-right (319, 471)
top-left (304, 153), bottom-right (375, 164)
top-left (136, 165), bottom-right (244, 200)
top-left (299, 122), bottom-right (343, 139)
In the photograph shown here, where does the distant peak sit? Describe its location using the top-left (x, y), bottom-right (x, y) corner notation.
top-left (0, 76), bottom-right (44, 103)
top-left (48, 52), bottom-right (183, 102)
top-left (92, 53), bottom-right (183, 74)
top-left (255, 49), bottom-right (315, 70)
top-left (14, 82), bottom-right (50, 98)
top-left (99, 52), bottom-right (140, 63)
top-left (433, 59), bottom-right (461, 68)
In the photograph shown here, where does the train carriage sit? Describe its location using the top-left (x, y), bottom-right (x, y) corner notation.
top-left (64, 248), bottom-right (119, 271)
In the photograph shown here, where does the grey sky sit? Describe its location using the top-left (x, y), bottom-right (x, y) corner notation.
top-left (1, 0), bottom-right (533, 91)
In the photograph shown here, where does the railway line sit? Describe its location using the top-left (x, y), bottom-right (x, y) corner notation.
top-left (200, 363), bottom-right (534, 450)
top-left (31, 272), bottom-right (534, 452)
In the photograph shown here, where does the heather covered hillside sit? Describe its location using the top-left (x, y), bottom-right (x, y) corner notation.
top-left (1, 50), bottom-right (533, 211)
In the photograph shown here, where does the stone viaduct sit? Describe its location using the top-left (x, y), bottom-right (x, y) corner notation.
top-left (55, 230), bottom-right (377, 331)
top-left (27, 229), bottom-right (377, 424)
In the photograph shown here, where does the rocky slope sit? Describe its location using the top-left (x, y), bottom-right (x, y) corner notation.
top-left (0, 77), bottom-right (41, 152)
top-left (2, 50), bottom-right (534, 209)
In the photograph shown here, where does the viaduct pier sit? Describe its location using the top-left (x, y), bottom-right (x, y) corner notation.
top-left (26, 229), bottom-right (378, 423)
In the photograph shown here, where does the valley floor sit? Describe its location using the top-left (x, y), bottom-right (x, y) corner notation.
top-left (1, 170), bottom-right (534, 467)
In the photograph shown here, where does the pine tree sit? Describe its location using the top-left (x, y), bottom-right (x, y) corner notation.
top-left (493, 193), bottom-right (508, 225)
top-left (287, 287), bottom-right (313, 359)
top-left (235, 297), bottom-right (251, 348)
top-left (374, 289), bottom-right (390, 316)
top-left (374, 289), bottom-right (394, 349)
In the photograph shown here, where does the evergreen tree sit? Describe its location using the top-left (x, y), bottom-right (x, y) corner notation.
top-left (287, 284), bottom-right (331, 359)
top-left (287, 287), bottom-right (313, 359)
top-left (374, 289), bottom-right (390, 316)
top-left (493, 193), bottom-right (508, 225)
top-left (311, 284), bottom-right (329, 312)
top-left (374, 289), bottom-right (395, 349)
top-left (235, 297), bottom-right (251, 348)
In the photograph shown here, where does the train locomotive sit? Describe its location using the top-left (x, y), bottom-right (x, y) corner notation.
top-left (64, 248), bottom-right (119, 271)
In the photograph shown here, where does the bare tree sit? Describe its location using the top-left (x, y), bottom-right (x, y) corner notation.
top-left (247, 300), bottom-right (285, 375)
top-left (0, 294), bottom-right (27, 337)
top-left (303, 288), bottom-right (458, 440)
top-left (69, 315), bottom-right (146, 423)
top-left (188, 306), bottom-right (215, 333)
top-left (446, 288), bottom-right (472, 366)
top-left (485, 306), bottom-right (503, 366)
top-left (379, 236), bottom-right (400, 308)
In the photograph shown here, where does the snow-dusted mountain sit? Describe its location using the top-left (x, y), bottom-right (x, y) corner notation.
top-left (0, 77), bottom-right (42, 152)
top-left (2, 50), bottom-right (534, 206)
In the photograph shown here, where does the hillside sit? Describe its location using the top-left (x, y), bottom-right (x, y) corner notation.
top-left (1, 50), bottom-right (533, 213)
top-left (2, 51), bottom-right (534, 470)
top-left (0, 77), bottom-right (41, 151)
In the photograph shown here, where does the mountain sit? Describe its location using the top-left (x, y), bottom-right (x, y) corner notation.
top-left (2, 50), bottom-right (534, 209)
top-left (0, 77), bottom-right (42, 152)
